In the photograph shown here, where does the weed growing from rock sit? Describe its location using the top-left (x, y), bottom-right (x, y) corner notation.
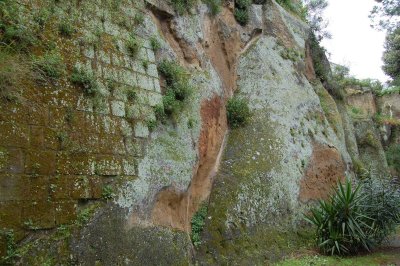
top-left (158, 60), bottom-right (192, 118)
top-left (32, 52), bottom-right (65, 81)
top-left (202, 0), bottom-right (222, 15)
top-left (58, 20), bottom-right (75, 37)
top-left (125, 34), bottom-right (141, 58)
top-left (150, 36), bottom-right (161, 51)
top-left (227, 96), bottom-right (251, 128)
top-left (171, 0), bottom-right (196, 15)
top-left (102, 185), bottom-right (115, 201)
top-left (71, 66), bottom-right (99, 97)
top-left (234, 0), bottom-right (251, 25)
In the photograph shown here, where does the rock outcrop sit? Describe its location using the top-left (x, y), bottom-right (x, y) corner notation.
top-left (0, 0), bottom-right (398, 265)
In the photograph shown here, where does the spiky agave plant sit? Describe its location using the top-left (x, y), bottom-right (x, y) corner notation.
top-left (305, 180), bottom-right (375, 255)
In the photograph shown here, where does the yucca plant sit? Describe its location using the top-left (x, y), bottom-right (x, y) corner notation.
top-left (306, 176), bottom-right (400, 256)
top-left (305, 180), bottom-right (374, 255)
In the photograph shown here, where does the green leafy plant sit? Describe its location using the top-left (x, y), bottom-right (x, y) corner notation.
top-left (158, 60), bottom-right (192, 118)
top-left (102, 185), bottom-right (114, 200)
top-left (202, 0), bottom-right (222, 15)
top-left (32, 52), bottom-right (65, 81)
top-left (227, 96), bottom-right (251, 128)
top-left (133, 12), bottom-right (144, 25)
top-left (359, 130), bottom-right (379, 148)
top-left (0, 229), bottom-right (18, 264)
top-left (125, 87), bottom-right (137, 101)
top-left (58, 20), bottom-right (75, 37)
top-left (234, 8), bottom-right (249, 25)
top-left (0, 50), bottom-right (28, 101)
top-left (305, 178), bottom-right (400, 256)
top-left (142, 59), bottom-right (149, 71)
top-left (0, 0), bottom-right (37, 50)
top-left (234, 0), bottom-right (251, 26)
top-left (361, 175), bottom-right (400, 244)
top-left (305, 180), bottom-right (374, 255)
top-left (71, 66), bottom-right (99, 97)
top-left (386, 144), bottom-right (400, 172)
top-left (125, 34), bottom-right (141, 58)
top-left (171, 0), bottom-right (196, 15)
top-left (191, 204), bottom-right (208, 247)
top-left (147, 120), bottom-right (157, 131)
top-left (149, 36), bottom-right (161, 51)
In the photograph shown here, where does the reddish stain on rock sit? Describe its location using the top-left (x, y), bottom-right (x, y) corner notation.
top-left (299, 142), bottom-right (346, 202)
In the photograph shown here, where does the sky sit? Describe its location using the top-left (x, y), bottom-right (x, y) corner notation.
top-left (321, 0), bottom-right (389, 83)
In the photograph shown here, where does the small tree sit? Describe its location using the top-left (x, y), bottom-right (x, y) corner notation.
top-left (303, 0), bottom-right (331, 42)
top-left (382, 27), bottom-right (400, 86)
top-left (369, 0), bottom-right (400, 32)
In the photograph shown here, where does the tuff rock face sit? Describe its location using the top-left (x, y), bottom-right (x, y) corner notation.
top-left (0, 0), bottom-right (398, 265)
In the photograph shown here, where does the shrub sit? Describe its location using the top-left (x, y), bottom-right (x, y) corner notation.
top-left (227, 96), bottom-right (251, 128)
top-left (158, 60), bottom-right (192, 118)
top-left (305, 180), bottom-right (374, 255)
top-left (0, 229), bottom-right (18, 264)
top-left (147, 120), bottom-right (157, 131)
top-left (361, 175), bottom-right (400, 244)
top-left (305, 178), bottom-right (400, 256)
top-left (0, 0), bottom-right (37, 50)
top-left (71, 66), bottom-right (99, 97)
top-left (125, 87), bottom-right (137, 101)
top-left (154, 104), bottom-right (167, 122)
top-left (191, 204), bottom-right (208, 247)
top-left (234, 8), bottom-right (249, 25)
top-left (162, 89), bottom-right (182, 115)
top-left (386, 144), bottom-right (400, 172)
top-left (133, 12), bottom-right (144, 25)
top-left (233, 0), bottom-right (252, 25)
top-left (125, 34), bottom-right (141, 58)
top-left (202, 0), bottom-right (221, 15)
top-left (360, 130), bottom-right (380, 148)
top-left (32, 52), bottom-right (65, 81)
top-left (171, 0), bottom-right (196, 15)
top-left (102, 185), bottom-right (114, 200)
top-left (236, 0), bottom-right (251, 9)
top-left (149, 36), bottom-right (161, 51)
top-left (58, 20), bottom-right (75, 37)
top-left (0, 50), bottom-right (29, 101)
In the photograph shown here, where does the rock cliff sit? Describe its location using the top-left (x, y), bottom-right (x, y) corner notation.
top-left (0, 0), bottom-right (398, 265)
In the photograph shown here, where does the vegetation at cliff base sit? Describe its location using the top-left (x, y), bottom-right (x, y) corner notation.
top-left (191, 204), bottom-right (208, 247)
top-left (386, 144), bottom-right (400, 173)
top-left (305, 178), bottom-right (400, 255)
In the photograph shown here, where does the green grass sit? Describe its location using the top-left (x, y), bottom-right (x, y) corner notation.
top-left (275, 252), bottom-right (400, 266)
